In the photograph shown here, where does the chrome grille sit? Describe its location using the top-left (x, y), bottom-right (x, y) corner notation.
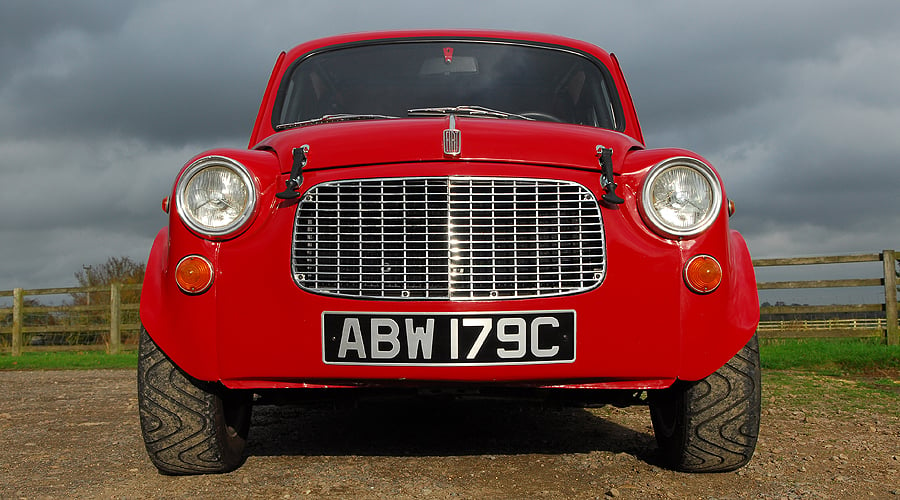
top-left (292, 177), bottom-right (606, 300)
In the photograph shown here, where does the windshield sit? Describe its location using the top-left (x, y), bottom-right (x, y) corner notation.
top-left (274, 41), bottom-right (621, 130)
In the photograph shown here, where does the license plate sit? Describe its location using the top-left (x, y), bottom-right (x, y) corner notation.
top-left (322, 311), bottom-right (575, 366)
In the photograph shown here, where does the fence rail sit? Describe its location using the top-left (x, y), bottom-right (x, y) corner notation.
top-left (2, 250), bottom-right (898, 355)
top-left (0, 284), bottom-right (141, 355)
top-left (755, 249), bottom-right (898, 345)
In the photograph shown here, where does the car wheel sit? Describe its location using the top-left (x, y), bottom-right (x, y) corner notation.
top-left (137, 328), bottom-right (252, 475)
top-left (649, 333), bottom-right (761, 472)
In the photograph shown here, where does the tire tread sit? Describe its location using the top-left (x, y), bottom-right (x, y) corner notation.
top-left (137, 329), bottom-right (249, 474)
top-left (651, 334), bottom-right (761, 472)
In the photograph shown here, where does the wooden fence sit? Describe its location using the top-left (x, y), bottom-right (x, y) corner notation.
top-left (1, 250), bottom-right (898, 355)
top-left (755, 250), bottom-right (898, 345)
top-left (0, 284), bottom-right (141, 356)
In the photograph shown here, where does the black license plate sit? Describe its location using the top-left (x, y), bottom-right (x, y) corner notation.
top-left (322, 311), bottom-right (575, 365)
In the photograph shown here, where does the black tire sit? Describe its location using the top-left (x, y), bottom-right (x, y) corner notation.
top-left (137, 328), bottom-right (252, 475)
top-left (649, 333), bottom-right (761, 472)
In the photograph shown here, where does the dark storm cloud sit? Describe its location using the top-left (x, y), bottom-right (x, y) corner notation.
top-left (1, 0), bottom-right (899, 289)
top-left (0, 1), bottom-right (135, 74)
top-left (0, 1), bottom-right (273, 145)
top-left (620, 1), bottom-right (900, 148)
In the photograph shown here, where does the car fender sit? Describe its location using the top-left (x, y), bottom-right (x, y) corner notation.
top-left (678, 229), bottom-right (759, 380)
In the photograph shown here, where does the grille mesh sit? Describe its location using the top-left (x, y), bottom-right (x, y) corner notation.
top-left (292, 177), bottom-right (605, 300)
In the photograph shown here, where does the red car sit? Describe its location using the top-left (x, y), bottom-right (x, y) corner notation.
top-left (138, 30), bottom-right (760, 475)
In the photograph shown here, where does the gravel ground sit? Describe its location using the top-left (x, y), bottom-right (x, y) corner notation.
top-left (0, 369), bottom-right (898, 499)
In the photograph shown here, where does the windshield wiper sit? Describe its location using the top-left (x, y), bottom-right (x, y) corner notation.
top-left (407, 105), bottom-right (534, 120)
top-left (275, 114), bottom-right (398, 131)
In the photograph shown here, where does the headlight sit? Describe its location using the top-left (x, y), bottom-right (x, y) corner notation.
top-left (175, 156), bottom-right (257, 238)
top-left (640, 157), bottom-right (722, 238)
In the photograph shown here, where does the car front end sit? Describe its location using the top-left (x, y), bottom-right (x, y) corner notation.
top-left (138, 31), bottom-right (760, 475)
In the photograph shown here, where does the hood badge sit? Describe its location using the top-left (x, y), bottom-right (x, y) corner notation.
top-left (443, 114), bottom-right (461, 157)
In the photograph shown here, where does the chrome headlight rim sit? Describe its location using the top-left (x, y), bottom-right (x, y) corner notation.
top-left (640, 156), bottom-right (722, 238)
top-left (175, 155), bottom-right (257, 238)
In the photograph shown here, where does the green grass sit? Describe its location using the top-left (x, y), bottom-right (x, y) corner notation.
top-left (0, 351), bottom-right (137, 370)
top-left (2, 338), bottom-right (899, 376)
top-left (763, 369), bottom-right (899, 414)
top-left (759, 337), bottom-right (900, 375)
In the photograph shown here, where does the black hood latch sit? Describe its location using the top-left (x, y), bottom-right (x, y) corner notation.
top-left (276, 144), bottom-right (310, 200)
top-left (597, 145), bottom-right (624, 205)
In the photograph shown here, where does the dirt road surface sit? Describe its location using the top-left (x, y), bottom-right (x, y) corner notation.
top-left (1, 369), bottom-right (897, 499)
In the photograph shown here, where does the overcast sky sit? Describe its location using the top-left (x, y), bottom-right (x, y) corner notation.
top-left (1, 0), bottom-right (899, 292)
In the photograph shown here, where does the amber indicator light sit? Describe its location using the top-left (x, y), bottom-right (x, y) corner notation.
top-left (684, 255), bottom-right (722, 294)
top-left (161, 196), bottom-right (170, 213)
top-left (175, 255), bottom-right (214, 294)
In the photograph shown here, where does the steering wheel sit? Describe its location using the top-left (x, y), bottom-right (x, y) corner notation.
top-left (519, 111), bottom-right (564, 123)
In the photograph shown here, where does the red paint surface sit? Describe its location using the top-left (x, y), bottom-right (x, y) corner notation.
top-left (141, 31), bottom-right (759, 391)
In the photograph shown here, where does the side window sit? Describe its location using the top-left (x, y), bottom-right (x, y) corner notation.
top-left (278, 79), bottom-right (296, 124)
top-left (590, 77), bottom-right (617, 129)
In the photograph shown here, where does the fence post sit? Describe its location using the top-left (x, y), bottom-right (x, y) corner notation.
top-left (12, 288), bottom-right (23, 356)
top-left (884, 250), bottom-right (898, 346)
top-left (109, 283), bottom-right (121, 355)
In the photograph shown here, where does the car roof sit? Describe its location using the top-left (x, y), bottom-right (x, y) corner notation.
top-left (282, 30), bottom-right (615, 64)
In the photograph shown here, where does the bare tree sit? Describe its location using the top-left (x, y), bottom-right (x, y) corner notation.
top-left (74, 256), bottom-right (145, 290)
top-left (67, 257), bottom-right (145, 344)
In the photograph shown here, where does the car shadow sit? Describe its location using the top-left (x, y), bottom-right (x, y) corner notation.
top-left (245, 398), bottom-right (659, 463)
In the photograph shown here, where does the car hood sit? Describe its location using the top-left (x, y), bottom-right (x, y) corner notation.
top-left (254, 117), bottom-right (643, 174)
